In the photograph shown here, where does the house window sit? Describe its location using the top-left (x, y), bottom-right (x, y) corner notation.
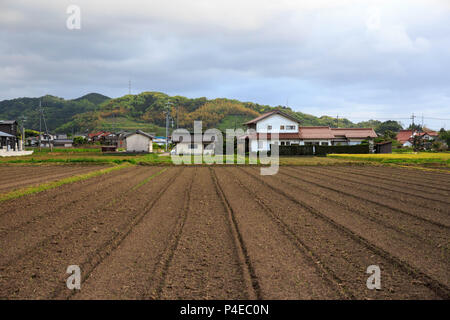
top-left (267, 125), bottom-right (272, 130)
top-left (281, 141), bottom-right (285, 146)
top-left (189, 144), bottom-right (198, 149)
top-left (285, 141), bottom-right (291, 146)
top-left (286, 125), bottom-right (296, 130)
top-left (321, 142), bottom-right (329, 146)
top-left (280, 125), bottom-right (285, 130)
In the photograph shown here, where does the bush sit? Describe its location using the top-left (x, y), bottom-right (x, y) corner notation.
top-left (278, 145), bottom-right (314, 155)
top-left (315, 145), bottom-right (369, 155)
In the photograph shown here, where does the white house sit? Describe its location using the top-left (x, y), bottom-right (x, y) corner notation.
top-left (172, 132), bottom-right (217, 155)
top-left (123, 130), bottom-right (154, 153)
top-left (241, 110), bottom-right (377, 152)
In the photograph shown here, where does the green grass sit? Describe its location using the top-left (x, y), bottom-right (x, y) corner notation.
top-left (0, 164), bottom-right (130, 203)
top-left (131, 168), bottom-right (167, 190)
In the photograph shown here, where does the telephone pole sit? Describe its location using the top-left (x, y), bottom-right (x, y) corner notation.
top-left (164, 101), bottom-right (173, 152)
top-left (39, 100), bottom-right (42, 151)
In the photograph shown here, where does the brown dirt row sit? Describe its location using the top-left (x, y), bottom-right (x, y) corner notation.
top-left (155, 168), bottom-right (251, 299)
top-left (0, 166), bottom-right (156, 268)
top-left (72, 167), bottom-right (195, 299)
top-left (239, 167), bottom-right (449, 297)
top-left (0, 166), bottom-right (141, 235)
top-left (0, 165), bottom-right (107, 187)
top-left (311, 166), bottom-right (450, 209)
top-left (337, 167), bottom-right (450, 192)
top-left (351, 166), bottom-right (450, 186)
top-left (0, 166), bottom-right (110, 194)
top-left (214, 167), bottom-right (345, 299)
top-left (0, 167), bottom-right (179, 299)
top-left (280, 167), bottom-right (449, 251)
top-left (282, 167), bottom-right (450, 228)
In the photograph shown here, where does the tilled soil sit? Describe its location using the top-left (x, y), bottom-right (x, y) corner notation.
top-left (0, 165), bottom-right (448, 299)
top-left (0, 165), bottom-right (109, 193)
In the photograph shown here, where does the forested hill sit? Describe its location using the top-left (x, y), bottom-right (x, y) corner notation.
top-left (0, 91), bottom-right (402, 135)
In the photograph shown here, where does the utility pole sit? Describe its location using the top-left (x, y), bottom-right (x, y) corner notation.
top-left (336, 114), bottom-right (339, 128)
top-left (21, 116), bottom-right (26, 151)
top-left (411, 113), bottom-right (416, 128)
top-left (164, 101), bottom-right (173, 152)
top-left (39, 100), bottom-right (42, 151)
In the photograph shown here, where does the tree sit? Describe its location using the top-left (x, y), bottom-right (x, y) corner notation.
top-left (438, 128), bottom-right (450, 146)
top-left (375, 120), bottom-right (403, 135)
top-left (73, 136), bottom-right (87, 146)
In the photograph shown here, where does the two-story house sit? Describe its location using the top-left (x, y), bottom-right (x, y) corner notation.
top-left (241, 110), bottom-right (377, 152)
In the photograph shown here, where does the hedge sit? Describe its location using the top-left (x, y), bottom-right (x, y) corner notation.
top-left (275, 144), bottom-right (369, 156)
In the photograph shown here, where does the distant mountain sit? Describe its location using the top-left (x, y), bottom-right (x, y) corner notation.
top-left (73, 93), bottom-right (110, 105)
top-left (0, 91), bottom-right (402, 135)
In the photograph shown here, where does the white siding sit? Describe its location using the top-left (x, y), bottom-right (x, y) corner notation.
top-left (125, 134), bottom-right (153, 152)
top-left (256, 114), bottom-right (298, 133)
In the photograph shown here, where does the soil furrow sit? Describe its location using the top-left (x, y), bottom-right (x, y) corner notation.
top-left (210, 167), bottom-right (261, 300)
top-left (238, 167), bottom-right (449, 299)
top-left (156, 168), bottom-right (248, 299)
top-left (0, 167), bottom-right (172, 299)
top-left (281, 167), bottom-right (450, 229)
top-left (72, 167), bottom-right (189, 300)
top-left (0, 166), bottom-right (140, 235)
top-left (216, 167), bottom-right (348, 299)
top-left (274, 168), bottom-right (449, 251)
top-left (307, 166), bottom-right (450, 208)
top-left (346, 166), bottom-right (450, 187)
top-left (336, 167), bottom-right (450, 193)
top-left (0, 167), bottom-right (155, 269)
top-left (0, 166), bottom-right (107, 193)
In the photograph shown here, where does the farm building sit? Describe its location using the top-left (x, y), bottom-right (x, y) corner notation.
top-left (375, 141), bottom-right (392, 154)
top-left (172, 132), bottom-right (217, 155)
top-left (123, 130), bottom-right (154, 153)
top-left (240, 110), bottom-right (377, 153)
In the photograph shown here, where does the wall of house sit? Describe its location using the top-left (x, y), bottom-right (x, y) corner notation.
top-left (299, 139), bottom-right (332, 146)
top-left (255, 114), bottom-right (298, 133)
top-left (175, 142), bottom-right (214, 155)
top-left (126, 134), bottom-right (152, 152)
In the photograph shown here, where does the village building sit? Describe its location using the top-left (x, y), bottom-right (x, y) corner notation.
top-left (123, 130), bottom-right (154, 153)
top-left (240, 110), bottom-right (377, 152)
top-left (172, 132), bottom-right (217, 155)
top-left (396, 129), bottom-right (439, 147)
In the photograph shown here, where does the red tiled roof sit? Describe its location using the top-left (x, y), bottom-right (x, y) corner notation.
top-left (299, 127), bottom-right (334, 139)
top-left (331, 128), bottom-right (377, 139)
top-left (396, 130), bottom-right (414, 143)
top-left (418, 131), bottom-right (438, 137)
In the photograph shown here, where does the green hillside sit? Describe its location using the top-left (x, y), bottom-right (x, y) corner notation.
top-left (0, 91), bottom-right (402, 135)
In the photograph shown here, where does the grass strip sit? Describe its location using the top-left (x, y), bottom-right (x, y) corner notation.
top-left (131, 168), bottom-right (167, 191)
top-left (0, 164), bottom-right (131, 203)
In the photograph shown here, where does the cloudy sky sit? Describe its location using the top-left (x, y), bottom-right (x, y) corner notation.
top-left (1, 0), bottom-right (449, 129)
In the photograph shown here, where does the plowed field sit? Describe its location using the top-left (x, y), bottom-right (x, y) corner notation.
top-left (0, 165), bottom-right (448, 299)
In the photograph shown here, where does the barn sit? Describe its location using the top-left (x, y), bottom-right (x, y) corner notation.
top-left (123, 130), bottom-right (154, 153)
